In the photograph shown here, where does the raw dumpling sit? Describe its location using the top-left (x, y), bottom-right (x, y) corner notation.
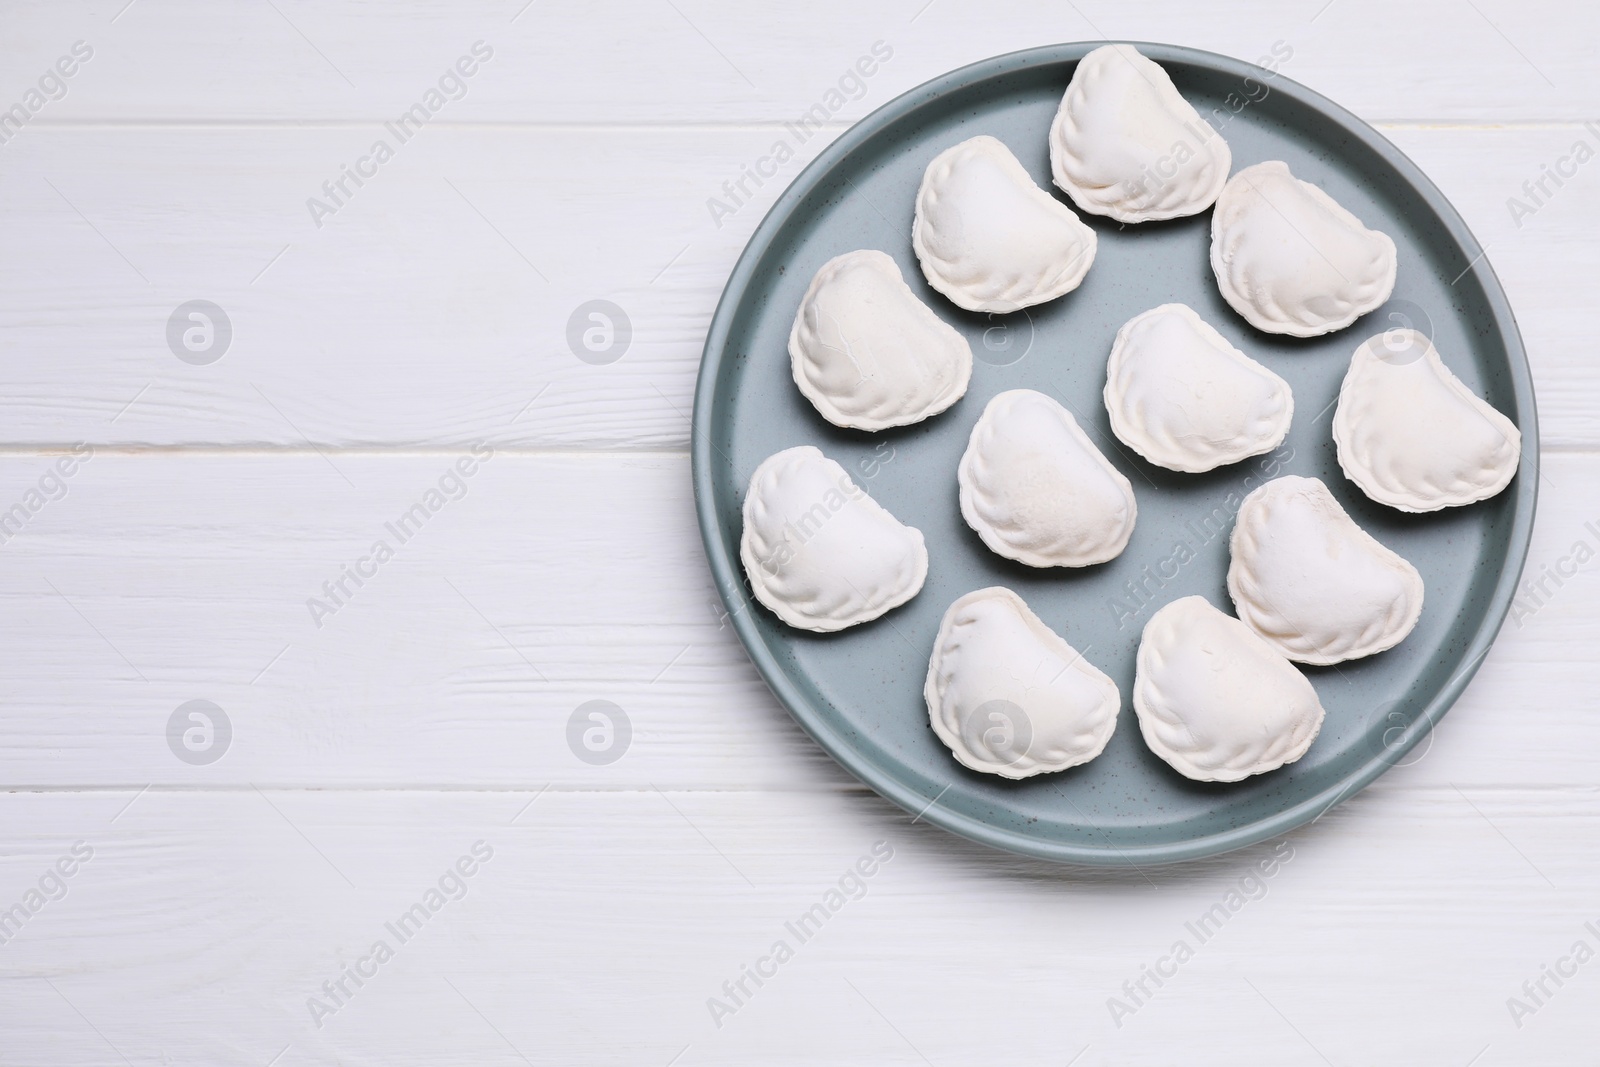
top-left (1228, 476), bottom-right (1424, 664)
top-left (1134, 596), bottom-right (1325, 782)
top-left (912, 135), bottom-right (1097, 313)
top-left (1210, 161), bottom-right (1397, 337)
top-left (1049, 44), bottom-right (1231, 223)
top-left (924, 587), bottom-right (1119, 778)
top-left (958, 389), bottom-right (1136, 568)
top-left (1332, 328), bottom-right (1521, 512)
top-left (740, 446), bottom-right (927, 632)
top-left (789, 250), bottom-right (973, 431)
top-left (1103, 303), bottom-right (1292, 473)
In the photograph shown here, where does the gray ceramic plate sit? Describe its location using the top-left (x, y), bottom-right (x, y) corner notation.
top-left (692, 42), bottom-right (1537, 865)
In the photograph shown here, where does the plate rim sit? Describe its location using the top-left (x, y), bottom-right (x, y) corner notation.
top-left (691, 41), bottom-right (1540, 865)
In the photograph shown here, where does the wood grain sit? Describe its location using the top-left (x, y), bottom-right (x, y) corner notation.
top-left (0, 786), bottom-right (1593, 1065)
top-left (4, 0), bottom-right (1593, 122)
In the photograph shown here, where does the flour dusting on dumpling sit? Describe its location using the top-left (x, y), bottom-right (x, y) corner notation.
top-left (958, 389), bottom-right (1135, 568)
top-left (1050, 44), bottom-right (1231, 223)
top-left (925, 587), bottom-right (1119, 779)
top-left (1210, 161), bottom-right (1396, 337)
top-left (1104, 303), bottom-right (1292, 473)
top-left (913, 135), bottom-right (1097, 313)
top-left (1332, 329), bottom-right (1521, 512)
top-left (741, 446), bottom-right (926, 632)
top-left (1229, 475), bottom-right (1424, 664)
top-left (1134, 596), bottom-right (1325, 782)
top-left (789, 250), bottom-right (972, 431)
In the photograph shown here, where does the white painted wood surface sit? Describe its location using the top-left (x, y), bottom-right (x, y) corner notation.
top-left (1, 2), bottom-right (1596, 1064)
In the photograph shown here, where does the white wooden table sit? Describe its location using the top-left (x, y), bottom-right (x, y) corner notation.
top-left (1, 2), bottom-right (1596, 1063)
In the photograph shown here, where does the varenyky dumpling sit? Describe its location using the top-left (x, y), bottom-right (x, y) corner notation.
top-left (1104, 303), bottom-right (1292, 473)
top-left (741, 446), bottom-right (927, 632)
top-left (1333, 328), bottom-right (1521, 512)
top-left (912, 135), bottom-right (1097, 313)
top-left (789, 250), bottom-right (973, 431)
top-left (1210, 161), bottom-right (1397, 337)
top-left (1134, 596), bottom-right (1325, 782)
top-left (1049, 44), bottom-right (1231, 223)
top-left (958, 389), bottom-right (1136, 568)
top-left (1229, 476), bottom-right (1424, 665)
top-left (924, 587), bottom-right (1119, 779)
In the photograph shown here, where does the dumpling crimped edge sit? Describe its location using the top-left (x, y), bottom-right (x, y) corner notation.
top-left (787, 249), bottom-right (973, 431)
top-left (1048, 44), bottom-right (1231, 223)
top-left (1209, 160), bottom-right (1397, 337)
top-left (739, 445), bottom-right (928, 632)
top-left (923, 585), bottom-right (1120, 779)
top-left (1332, 329), bottom-right (1521, 512)
top-left (957, 389), bottom-right (1137, 568)
top-left (1133, 596), bottom-right (1325, 782)
top-left (1227, 475), bottom-right (1425, 664)
top-left (912, 134), bottom-right (1098, 313)
top-left (1102, 302), bottom-right (1293, 473)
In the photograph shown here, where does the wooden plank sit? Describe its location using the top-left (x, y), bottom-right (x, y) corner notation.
top-left (0, 125), bottom-right (788, 450)
top-left (0, 785), bottom-right (1592, 1064)
top-left (3, 0), bottom-right (1593, 123)
top-left (0, 126), bottom-right (1593, 449)
top-left (0, 450), bottom-right (1592, 790)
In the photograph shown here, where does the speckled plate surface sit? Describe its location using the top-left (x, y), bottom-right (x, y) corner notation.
top-left (692, 42), bottom-right (1537, 865)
